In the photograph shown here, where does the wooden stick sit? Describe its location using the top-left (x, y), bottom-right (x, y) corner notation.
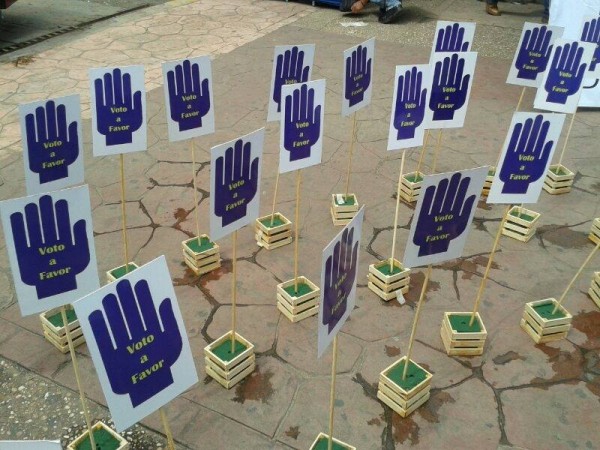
top-left (190, 139), bottom-right (201, 245)
top-left (160, 407), bottom-right (176, 450)
top-left (231, 230), bottom-right (238, 353)
top-left (344, 112), bottom-right (358, 198)
top-left (119, 154), bottom-right (130, 273)
top-left (60, 306), bottom-right (96, 450)
top-left (415, 130), bottom-right (431, 175)
top-left (557, 113), bottom-right (576, 167)
top-left (552, 242), bottom-right (600, 314)
top-left (293, 170), bottom-right (302, 293)
top-left (469, 205), bottom-right (511, 326)
top-left (402, 264), bottom-right (431, 380)
top-left (515, 86), bottom-right (526, 112)
top-left (270, 171), bottom-right (281, 227)
top-left (431, 130), bottom-right (442, 173)
top-left (390, 151), bottom-right (406, 272)
top-left (327, 335), bottom-right (339, 450)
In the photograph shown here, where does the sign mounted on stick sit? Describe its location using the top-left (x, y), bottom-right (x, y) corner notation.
top-left (267, 44), bottom-right (315, 122)
top-left (73, 256), bottom-right (198, 432)
top-left (318, 207), bottom-right (364, 358)
top-left (89, 65), bottom-right (147, 156)
top-left (488, 112), bottom-right (565, 204)
top-left (431, 21), bottom-right (475, 55)
top-left (0, 185), bottom-right (99, 316)
top-left (19, 94), bottom-right (84, 195)
top-left (210, 128), bottom-right (264, 241)
top-left (279, 79), bottom-right (326, 174)
top-left (162, 56), bottom-right (215, 142)
top-left (404, 167), bottom-right (487, 268)
top-left (342, 38), bottom-right (375, 116)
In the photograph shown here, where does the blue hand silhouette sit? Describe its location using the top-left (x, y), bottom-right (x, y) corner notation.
top-left (167, 59), bottom-right (211, 132)
top-left (515, 26), bottom-right (553, 80)
top-left (581, 18), bottom-right (600, 72)
top-left (94, 68), bottom-right (143, 146)
top-left (413, 173), bottom-right (476, 256)
top-left (9, 195), bottom-right (90, 299)
top-left (25, 100), bottom-right (79, 184)
top-left (499, 115), bottom-right (553, 194)
top-left (88, 278), bottom-right (183, 407)
top-left (283, 83), bottom-right (322, 161)
top-left (214, 139), bottom-right (259, 227)
top-left (323, 226), bottom-right (359, 333)
top-left (273, 47), bottom-right (310, 113)
top-left (429, 54), bottom-right (471, 121)
top-left (544, 42), bottom-right (588, 104)
top-left (393, 66), bottom-right (427, 140)
top-left (345, 45), bottom-right (372, 107)
top-left (435, 23), bottom-right (469, 52)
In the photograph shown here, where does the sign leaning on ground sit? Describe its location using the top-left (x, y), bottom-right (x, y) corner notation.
top-left (342, 38), bottom-right (375, 117)
top-left (73, 256), bottom-right (198, 432)
top-left (19, 94), bottom-right (84, 195)
top-left (0, 185), bottom-right (99, 316)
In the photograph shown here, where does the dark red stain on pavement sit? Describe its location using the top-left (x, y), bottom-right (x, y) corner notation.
top-left (538, 225), bottom-right (590, 249)
top-left (233, 368), bottom-right (274, 404)
top-left (385, 345), bottom-right (402, 357)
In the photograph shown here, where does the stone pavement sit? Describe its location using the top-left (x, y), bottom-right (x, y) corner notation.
top-left (1, 0), bottom-right (599, 449)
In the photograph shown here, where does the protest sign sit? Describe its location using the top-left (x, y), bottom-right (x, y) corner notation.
top-left (431, 21), bottom-right (475, 55)
top-left (342, 38), bottom-right (375, 116)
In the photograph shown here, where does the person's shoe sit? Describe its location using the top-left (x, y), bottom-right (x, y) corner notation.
top-left (486, 4), bottom-right (501, 15)
top-left (378, 5), bottom-right (402, 24)
top-left (339, 0), bottom-right (354, 12)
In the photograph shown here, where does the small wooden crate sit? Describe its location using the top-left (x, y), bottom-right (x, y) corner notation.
top-left (67, 421), bottom-right (129, 450)
top-left (520, 298), bottom-right (572, 344)
top-left (309, 432), bottom-right (356, 450)
top-left (588, 218), bottom-right (600, 245)
top-left (400, 172), bottom-right (424, 203)
top-left (255, 213), bottom-right (293, 250)
top-left (182, 235), bottom-right (221, 276)
top-left (330, 193), bottom-right (359, 226)
top-left (277, 276), bottom-right (320, 323)
top-left (367, 259), bottom-right (410, 302)
top-left (106, 262), bottom-right (139, 283)
top-left (588, 272), bottom-right (600, 309)
top-left (204, 331), bottom-right (255, 389)
top-left (440, 312), bottom-right (487, 356)
top-left (481, 167), bottom-right (495, 197)
top-left (40, 305), bottom-right (84, 353)
top-left (543, 164), bottom-right (575, 195)
top-left (377, 356), bottom-right (432, 418)
top-left (501, 206), bottom-right (540, 243)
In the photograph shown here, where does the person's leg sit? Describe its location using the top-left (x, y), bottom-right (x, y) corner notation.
top-left (377, 0), bottom-right (402, 24)
top-left (485, 0), bottom-right (501, 16)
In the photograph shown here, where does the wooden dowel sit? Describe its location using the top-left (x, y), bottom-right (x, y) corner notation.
top-left (270, 171), bottom-right (281, 227)
top-left (515, 86), bottom-right (526, 112)
top-left (469, 205), bottom-right (511, 326)
top-left (390, 151), bottom-right (406, 272)
top-left (431, 130), bottom-right (442, 173)
top-left (160, 407), bottom-right (176, 450)
top-left (231, 230), bottom-right (238, 353)
top-left (415, 130), bottom-right (431, 175)
top-left (119, 154), bottom-right (130, 273)
top-left (344, 112), bottom-right (358, 198)
top-left (293, 170), bottom-right (302, 293)
top-left (557, 113), bottom-right (576, 167)
top-left (61, 306), bottom-right (96, 450)
top-left (552, 242), bottom-right (600, 314)
top-left (402, 264), bottom-right (432, 380)
top-left (327, 335), bottom-right (338, 450)
top-left (190, 139), bottom-right (201, 245)
top-left (494, 87), bottom-right (527, 169)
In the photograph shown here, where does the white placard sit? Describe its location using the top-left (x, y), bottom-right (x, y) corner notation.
top-left (431, 21), bottom-right (476, 55)
top-left (0, 441), bottom-right (61, 450)
top-left (210, 128), bottom-right (264, 241)
top-left (488, 112), bottom-right (566, 204)
top-left (579, 15), bottom-right (600, 77)
top-left (73, 256), bottom-right (198, 432)
top-left (507, 23), bottom-right (564, 88)
top-left (19, 94), bottom-right (84, 195)
top-left (162, 56), bottom-right (215, 142)
top-left (0, 185), bottom-right (99, 316)
top-left (279, 79), bottom-right (326, 174)
top-left (342, 38), bottom-right (375, 116)
top-left (387, 64), bottom-right (431, 150)
top-left (89, 65), bottom-right (147, 156)
top-left (267, 44), bottom-right (315, 122)
top-left (403, 167), bottom-right (487, 268)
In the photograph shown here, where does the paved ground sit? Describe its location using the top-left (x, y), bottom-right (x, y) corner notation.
top-left (1, 0), bottom-right (599, 449)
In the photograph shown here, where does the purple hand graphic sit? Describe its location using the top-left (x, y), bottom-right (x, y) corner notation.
top-left (89, 279), bottom-right (183, 407)
top-left (25, 100), bottom-right (79, 184)
top-left (393, 66), bottom-right (427, 140)
top-left (515, 26), bottom-right (553, 80)
top-left (273, 46), bottom-right (310, 113)
top-left (345, 44), bottom-right (372, 107)
top-left (581, 17), bottom-right (600, 72)
top-left (435, 23), bottom-right (469, 52)
top-left (544, 42), bottom-right (588, 104)
top-left (283, 83), bottom-right (322, 161)
top-left (9, 195), bottom-right (90, 299)
top-left (413, 173), bottom-right (476, 256)
top-left (429, 53), bottom-right (470, 121)
top-left (167, 59), bottom-right (211, 131)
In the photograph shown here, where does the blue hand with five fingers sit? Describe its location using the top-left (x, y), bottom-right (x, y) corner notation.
top-left (515, 26), bottom-right (554, 80)
top-left (273, 47), bottom-right (310, 113)
top-left (345, 45), bottom-right (372, 107)
top-left (581, 17), bottom-right (600, 72)
top-left (435, 23), bottom-right (469, 53)
top-left (283, 83), bottom-right (322, 161)
top-left (167, 59), bottom-right (211, 131)
top-left (393, 66), bottom-right (427, 140)
top-left (544, 42), bottom-right (588, 104)
top-left (429, 54), bottom-right (471, 121)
